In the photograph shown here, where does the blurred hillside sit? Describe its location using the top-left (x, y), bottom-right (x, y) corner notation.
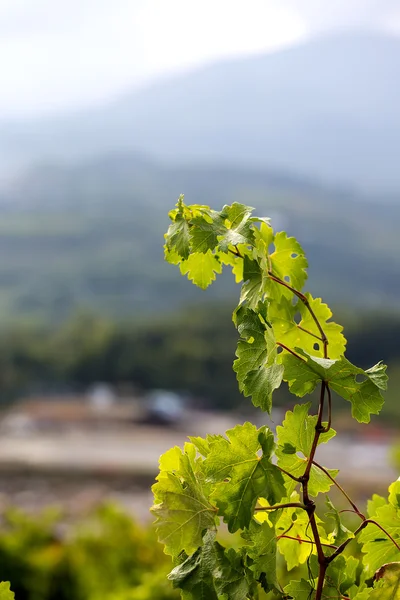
top-left (1, 32), bottom-right (400, 192)
top-left (0, 153), bottom-right (398, 325)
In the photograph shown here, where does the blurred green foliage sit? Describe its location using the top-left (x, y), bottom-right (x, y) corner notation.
top-left (0, 501), bottom-right (364, 600)
top-left (0, 504), bottom-right (179, 600)
top-left (0, 305), bottom-right (400, 417)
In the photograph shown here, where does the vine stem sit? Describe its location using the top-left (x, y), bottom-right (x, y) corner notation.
top-left (276, 342), bottom-right (306, 362)
top-left (277, 466), bottom-right (302, 482)
top-left (327, 518), bottom-right (400, 563)
top-left (266, 267), bottom-right (399, 598)
top-left (254, 502), bottom-right (306, 512)
top-left (267, 271), bottom-right (328, 358)
top-left (277, 534), bottom-right (337, 550)
top-left (269, 272), bottom-right (331, 599)
top-left (312, 460), bottom-right (365, 519)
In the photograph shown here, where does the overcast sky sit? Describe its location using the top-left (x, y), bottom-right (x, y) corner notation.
top-left (1, 0), bottom-right (399, 117)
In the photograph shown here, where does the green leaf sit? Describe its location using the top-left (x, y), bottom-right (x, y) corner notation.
top-left (243, 364), bottom-right (284, 414)
top-left (234, 305), bottom-right (272, 383)
top-left (282, 350), bottom-right (387, 423)
top-left (322, 555), bottom-right (359, 595)
top-left (389, 479), bottom-right (400, 508)
top-left (190, 209), bottom-right (227, 253)
top-left (204, 423), bottom-right (285, 532)
top-left (370, 562), bottom-right (400, 599)
top-left (179, 249), bottom-right (223, 289)
top-left (273, 495), bottom-right (329, 570)
top-left (0, 583), bottom-right (14, 600)
top-left (325, 496), bottom-right (355, 545)
top-left (284, 579), bottom-right (314, 599)
top-left (351, 588), bottom-right (373, 600)
top-left (218, 203), bottom-right (255, 251)
top-left (241, 520), bottom-right (278, 591)
top-left (267, 231), bottom-right (308, 298)
top-left (360, 481), bottom-right (400, 577)
top-left (169, 531), bottom-right (254, 600)
top-left (276, 403), bottom-right (338, 496)
top-left (269, 293), bottom-right (346, 359)
top-left (240, 256), bottom-right (264, 309)
top-left (151, 444), bottom-right (217, 557)
top-left (368, 493), bottom-right (387, 517)
top-left (165, 196), bottom-right (191, 259)
top-left (233, 305), bottom-right (283, 413)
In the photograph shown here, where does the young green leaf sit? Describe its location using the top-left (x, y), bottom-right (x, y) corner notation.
top-left (233, 305), bottom-right (283, 412)
top-left (351, 589), bottom-right (373, 599)
top-left (369, 562), bottom-right (400, 599)
top-left (165, 195), bottom-right (191, 259)
top-left (0, 583), bottom-right (14, 600)
top-left (188, 434), bottom-right (225, 458)
top-left (359, 481), bottom-right (400, 576)
top-left (320, 555), bottom-right (359, 596)
top-left (269, 293), bottom-right (346, 359)
top-left (241, 520), bottom-right (279, 592)
top-left (284, 579), bottom-right (314, 599)
top-left (152, 444), bottom-right (217, 557)
top-left (267, 231), bottom-right (308, 299)
top-left (205, 423), bottom-right (286, 532)
top-left (240, 256), bottom-right (265, 308)
top-left (168, 531), bottom-right (255, 600)
top-left (282, 350), bottom-right (387, 423)
top-left (273, 495), bottom-right (329, 570)
top-left (218, 202), bottom-right (255, 251)
top-left (276, 403), bottom-right (338, 496)
top-left (179, 249), bottom-right (222, 289)
top-left (325, 496), bottom-right (355, 546)
top-left (189, 208), bottom-right (227, 253)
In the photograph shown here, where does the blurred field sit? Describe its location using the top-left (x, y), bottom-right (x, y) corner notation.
top-left (0, 411), bottom-right (396, 521)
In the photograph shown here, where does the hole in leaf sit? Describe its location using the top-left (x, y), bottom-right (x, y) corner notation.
top-left (296, 451), bottom-right (306, 460)
top-left (291, 296), bottom-right (298, 306)
top-left (294, 312), bottom-right (301, 324)
top-left (256, 449), bottom-right (263, 459)
top-left (284, 275), bottom-right (290, 283)
top-left (291, 253), bottom-right (298, 259)
top-left (313, 342), bottom-right (320, 351)
top-left (268, 243), bottom-right (275, 255)
top-left (355, 374), bottom-right (367, 384)
top-left (277, 346), bottom-right (283, 354)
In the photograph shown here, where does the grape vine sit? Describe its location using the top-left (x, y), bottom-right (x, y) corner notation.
top-left (152, 197), bottom-right (400, 599)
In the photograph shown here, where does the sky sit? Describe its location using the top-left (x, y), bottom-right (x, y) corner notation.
top-left (0, 0), bottom-right (399, 117)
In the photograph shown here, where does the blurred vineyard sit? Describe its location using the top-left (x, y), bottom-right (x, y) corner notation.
top-left (0, 499), bottom-right (375, 600)
top-left (0, 503), bottom-right (178, 600)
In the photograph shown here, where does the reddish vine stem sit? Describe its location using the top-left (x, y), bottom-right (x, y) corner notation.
top-left (267, 269), bottom-right (399, 597)
top-left (297, 324), bottom-right (323, 341)
top-left (254, 502), bottom-right (306, 512)
top-left (270, 272), bottom-right (331, 599)
top-left (277, 534), bottom-right (338, 549)
top-left (276, 342), bottom-right (306, 362)
top-left (327, 518), bottom-right (400, 563)
top-left (322, 385), bottom-right (332, 432)
top-left (267, 271), bottom-right (329, 358)
top-left (277, 466), bottom-right (302, 482)
top-left (312, 460), bottom-right (365, 519)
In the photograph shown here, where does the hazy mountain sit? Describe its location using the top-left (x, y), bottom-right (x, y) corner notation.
top-left (1, 32), bottom-right (400, 193)
top-left (0, 152), bottom-right (398, 325)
